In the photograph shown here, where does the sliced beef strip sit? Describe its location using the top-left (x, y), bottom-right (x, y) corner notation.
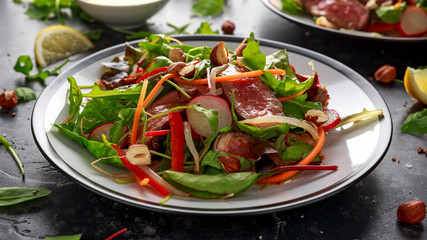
top-left (220, 65), bottom-right (284, 120)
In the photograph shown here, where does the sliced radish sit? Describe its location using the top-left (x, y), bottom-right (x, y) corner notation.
top-left (320, 109), bottom-right (341, 132)
top-left (398, 7), bottom-right (427, 37)
top-left (89, 122), bottom-right (129, 148)
top-left (88, 122), bottom-right (115, 141)
top-left (186, 95), bottom-right (233, 137)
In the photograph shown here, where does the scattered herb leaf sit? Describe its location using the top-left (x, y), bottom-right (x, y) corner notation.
top-left (14, 55), bottom-right (69, 81)
top-left (194, 22), bottom-right (219, 35)
top-left (191, 0), bottom-right (224, 17)
top-left (113, 28), bottom-right (153, 40)
top-left (14, 87), bottom-right (37, 102)
top-left (401, 109), bottom-right (427, 134)
top-left (44, 233), bottom-right (82, 240)
top-left (0, 187), bottom-right (51, 206)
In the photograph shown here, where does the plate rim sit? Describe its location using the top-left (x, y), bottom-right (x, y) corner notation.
top-left (260, 0), bottom-right (427, 42)
top-left (32, 35), bottom-right (393, 215)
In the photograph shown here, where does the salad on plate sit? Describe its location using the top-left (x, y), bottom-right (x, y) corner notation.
top-left (281, 0), bottom-right (427, 37)
top-left (53, 34), bottom-right (378, 200)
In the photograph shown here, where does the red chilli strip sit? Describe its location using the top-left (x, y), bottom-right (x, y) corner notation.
top-left (105, 228), bottom-right (128, 240)
top-left (267, 165), bottom-right (338, 174)
top-left (144, 129), bottom-right (171, 137)
top-left (168, 112), bottom-right (185, 172)
top-left (110, 144), bottom-right (170, 196)
top-left (136, 67), bottom-right (169, 83)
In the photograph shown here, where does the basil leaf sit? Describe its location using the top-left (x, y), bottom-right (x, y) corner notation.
top-left (191, 0), bottom-right (224, 17)
top-left (0, 187), bottom-right (51, 206)
top-left (14, 87), bottom-right (37, 102)
top-left (44, 234), bottom-right (82, 240)
top-left (401, 109), bottom-right (427, 134)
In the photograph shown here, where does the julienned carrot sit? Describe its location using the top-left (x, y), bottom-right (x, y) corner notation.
top-left (173, 69), bottom-right (286, 85)
top-left (277, 90), bottom-right (305, 102)
top-left (143, 73), bottom-right (177, 108)
top-left (130, 80), bottom-right (149, 145)
top-left (258, 127), bottom-right (325, 184)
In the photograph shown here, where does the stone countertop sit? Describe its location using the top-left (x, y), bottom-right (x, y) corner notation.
top-left (0, 0), bottom-right (426, 239)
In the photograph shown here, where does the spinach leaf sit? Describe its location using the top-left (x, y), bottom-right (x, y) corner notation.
top-left (191, 0), bottom-right (224, 17)
top-left (0, 135), bottom-right (24, 176)
top-left (14, 87), bottom-right (37, 102)
top-left (401, 109), bottom-right (427, 134)
top-left (44, 234), bottom-right (82, 240)
top-left (0, 187), bottom-right (50, 206)
top-left (280, 144), bottom-right (320, 162)
top-left (162, 171), bottom-right (259, 198)
top-left (54, 123), bottom-right (123, 167)
top-left (194, 22), bottom-right (219, 35)
top-left (282, 94), bottom-right (322, 119)
top-left (375, 4), bottom-right (405, 24)
top-left (72, 98), bottom-right (135, 135)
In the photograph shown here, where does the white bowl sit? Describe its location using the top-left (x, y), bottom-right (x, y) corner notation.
top-left (75, 0), bottom-right (169, 29)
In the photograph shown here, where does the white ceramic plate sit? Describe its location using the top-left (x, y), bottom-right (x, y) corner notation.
top-left (32, 35), bottom-right (392, 215)
top-left (261, 0), bottom-right (427, 42)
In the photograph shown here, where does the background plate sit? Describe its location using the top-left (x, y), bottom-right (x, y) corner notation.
top-left (261, 0), bottom-right (427, 42)
top-left (32, 35), bottom-right (392, 215)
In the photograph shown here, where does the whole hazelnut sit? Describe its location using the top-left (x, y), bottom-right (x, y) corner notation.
top-left (222, 20), bottom-right (235, 35)
top-left (397, 200), bottom-right (426, 224)
top-left (0, 90), bottom-right (18, 109)
top-left (374, 65), bottom-right (397, 83)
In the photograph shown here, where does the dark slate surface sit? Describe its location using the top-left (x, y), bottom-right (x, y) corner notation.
top-left (0, 0), bottom-right (426, 239)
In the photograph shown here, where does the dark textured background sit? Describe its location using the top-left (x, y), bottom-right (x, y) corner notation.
top-left (0, 0), bottom-right (426, 239)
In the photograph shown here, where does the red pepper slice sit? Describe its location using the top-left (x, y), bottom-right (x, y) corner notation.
top-left (363, 23), bottom-right (398, 33)
top-left (136, 66), bottom-right (169, 83)
top-left (144, 129), bottom-right (171, 137)
top-left (168, 112), bottom-right (185, 172)
top-left (110, 144), bottom-right (170, 196)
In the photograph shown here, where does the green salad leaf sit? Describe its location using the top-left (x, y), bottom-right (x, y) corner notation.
top-left (282, 94), bottom-right (322, 119)
top-left (194, 22), bottom-right (219, 35)
top-left (401, 109), bottom-right (427, 134)
top-left (280, 0), bottom-right (305, 14)
top-left (44, 234), bottom-right (82, 240)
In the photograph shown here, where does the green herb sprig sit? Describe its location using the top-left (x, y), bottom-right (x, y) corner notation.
top-left (0, 135), bottom-right (24, 176)
top-left (14, 55), bottom-right (69, 81)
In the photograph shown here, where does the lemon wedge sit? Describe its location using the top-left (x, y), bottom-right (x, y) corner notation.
top-left (34, 25), bottom-right (94, 67)
top-left (404, 67), bottom-right (427, 105)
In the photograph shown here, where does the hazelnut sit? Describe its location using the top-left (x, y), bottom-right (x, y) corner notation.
top-left (168, 48), bottom-right (185, 62)
top-left (125, 144), bottom-right (151, 166)
top-left (210, 41), bottom-right (229, 66)
top-left (0, 90), bottom-right (18, 109)
top-left (222, 20), bottom-right (235, 34)
top-left (305, 109), bottom-right (329, 126)
top-left (397, 200), bottom-right (426, 224)
top-left (167, 62), bottom-right (195, 78)
top-left (374, 65), bottom-right (396, 83)
top-left (217, 155), bottom-right (241, 173)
